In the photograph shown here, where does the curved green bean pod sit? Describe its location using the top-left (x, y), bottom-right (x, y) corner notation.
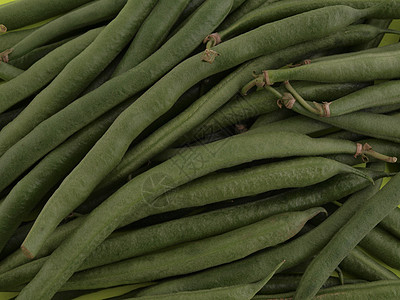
top-left (352, 18), bottom-right (393, 50)
top-left (0, 27), bottom-right (103, 115)
top-left (150, 157), bottom-right (370, 211)
top-left (0, 61), bottom-right (23, 80)
top-left (264, 50), bottom-right (400, 85)
top-left (112, 0), bottom-right (190, 76)
top-left (0, 0), bottom-right (158, 156)
top-left (1, 168), bottom-right (386, 275)
top-left (5, 0), bottom-right (127, 60)
top-left (0, 27), bottom-right (37, 52)
top-left (62, 209), bottom-right (321, 290)
top-left (135, 179), bottom-right (388, 296)
top-left (0, 97), bottom-right (135, 253)
top-left (99, 24), bottom-right (377, 192)
top-left (293, 172), bottom-right (400, 299)
top-left (0, 0), bottom-right (93, 30)
top-left (127, 266), bottom-right (282, 300)
top-left (254, 280), bottom-right (400, 299)
top-left (218, 0), bottom-right (400, 40)
top-left (0, 0), bottom-right (232, 190)
top-left (17, 130), bottom-right (379, 299)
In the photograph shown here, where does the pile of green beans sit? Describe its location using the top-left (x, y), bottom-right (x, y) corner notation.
top-left (0, 1), bottom-right (400, 299)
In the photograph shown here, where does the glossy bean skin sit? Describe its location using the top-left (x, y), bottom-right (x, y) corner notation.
top-left (293, 172), bottom-right (400, 299)
top-left (0, 97), bottom-right (135, 253)
top-left (0, 0), bottom-right (93, 30)
top-left (0, 27), bottom-right (103, 115)
top-left (265, 50), bottom-right (400, 84)
top-left (0, 0), bottom-right (232, 192)
top-left (254, 280), bottom-right (400, 299)
top-left (136, 179), bottom-right (385, 297)
top-left (8, 0), bottom-right (127, 60)
top-left (112, 0), bottom-right (190, 76)
top-left (219, 0), bottom-right (400, 40)
top-left (100, 24), bottom-right (376, 191)
top-left (1, 168), bottom-right (386, 275)
top-left (17, 130), bottom-right (371, 299)
top-left (0, 0), bottom-right (159, 156)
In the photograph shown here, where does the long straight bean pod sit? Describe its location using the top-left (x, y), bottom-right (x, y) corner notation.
top-left (0, 27), bottom-right (103, 116)
top-left (0, 98), bottom-right (136, 253)
top-left (293, 172), bottom-right (400, 299)
top-left (380, 207), bottom-right (400, 239)
top-left (5, 0), bottom-right (128, 60)
top-left (0, 0), bottom-right (233, 190)
top-left (0, 27), bottom-right (37, 52)
top-left (100, 24), bottom-right (379, 192)
top-left (112, 0), bottom-right (190, 76)
top-left (62, 209), bottom-right (322, 290)
top-left (1, 168), bottom-right (387, 275)
top-left (0, 0), bottom-right (93, 30)
top-left (17, 130), bottom-right (383, 299)
top-left (218, 0), bottom-right (400, 40)
top-left (136, 180), bottom-right (387, 296)
top-left (0, 0), bottom-right (158, 156)
top-left (0, 62), bottom-right (23, 81)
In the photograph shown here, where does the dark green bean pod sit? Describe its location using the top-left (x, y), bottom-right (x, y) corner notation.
top-left (352, 18), bottom-right (393, 50)
top-left (218, 0), bottom-right (400, 40)
top-left (2, 168), bottom-right (387, 275)
top-left (61, 209), bottom-right (322, 291)
top-left (0, 0), bottom-right (93, 30)
top-left (0, 27), bottom-right (103, 115)
top-left (293, 173), bottom-right (400, 299)
top-left (251, 110), bottom-right (295, 130)
top-left (6, 0), bottom-right (127, 60)
top-left (0, 222), bottom-right (32, 261)
top-left (254, 280), bottom-right (400, 299)
top-left (264, 49), bottom-right (400, 85)
top-left (359, 226), bottom-right (400, 270)
top-left (0, 61), bottom-right (23, 80)
top-left (340, 246), bottom-right (399, 281)
top-left (0, 27), bottom-right (37, 52)
top-left (112, 0), bottom-right (190, 76)
top-left (99, 24), bottom-right (378, 192)
top-left (0, 0), bottom-right (159, 156)
top-left (135, 180), bottom-right (387, 297)
top-left (0, 0), bottom-right (233, 192)
top-left (0, 96), bottom-right (136, 253)
top-left (9, 36), bottom-right (75, 70)
top-left (380, 207), bottom-right (400, 239)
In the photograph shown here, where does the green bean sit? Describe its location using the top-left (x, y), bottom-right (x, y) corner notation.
top-left (380, 207), bottom-right (400, 239)
top-left (288, 80), bottom-right (400, 117)
top-left (126, 265), bottom-right (282, 300)
top-left (2, 167), bottom-right (386, 275)
top-left (218, 0), bottom-right (400, 40)
top-left (148, 157), bottom-right (371, 211)
top-left (0, 0), bottom-right (158, 156)
top-left (0, 61), bottom-right (23, 80)
top-left (251, 109), bottom-right (295, 130)
top-left (135, 177), bottom-right (387, 297)
top-left (17, 129), bottom-right (383, 299)
top-left (231, 0), bottom-right (248, 12)
top-left (358, 226), bottom-right (400, 270)
top-left (112, 0), bottom-right (190, 76)
top-left (353, 18), bottom-right (393, 50)
top-left (254, 280), bottom-right (400, 299)
top-left (0, 27), bottom-right (103, 115)
top-left (0, 0), bottom-right (93, 30)
top-left (0, 98), bottom-right (136, 254)
top-left (62, 209), bottom-right (321, 291)
top-left (5, 0), bottom-right (127, 60)
top-left (280, 97), bottom-right (400, 145)
top-left (0, 27), bottom-right (37, 52)
top-left (100, 24), bottom-right (379, 192)
top-left (9, 36), bottom-right (75, 70)
top-left (0, 0), bottom-right (232, 192)
top-left (0, 222), bottom-right (32, 261)
top-left (342, 245), bottom-right (400, 281)
top-left (293, 171), bottom-right (400, 299)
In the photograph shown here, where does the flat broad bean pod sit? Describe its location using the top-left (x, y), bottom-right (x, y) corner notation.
top-left (4, 0), bottom-right (128, 60)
